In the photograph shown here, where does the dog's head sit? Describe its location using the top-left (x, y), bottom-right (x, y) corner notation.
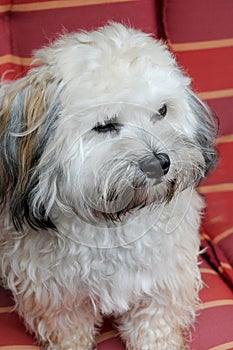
top-left (0, 23), bottom-right (217, 230)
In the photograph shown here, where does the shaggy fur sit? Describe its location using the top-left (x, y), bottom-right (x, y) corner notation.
top-left (0, 23), bottom-right (216, 350)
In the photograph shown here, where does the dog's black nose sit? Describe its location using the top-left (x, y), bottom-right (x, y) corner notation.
top-left (139, 152), bottom-right (170, 178)
top-left (156, 153), bottom-right (170, 175)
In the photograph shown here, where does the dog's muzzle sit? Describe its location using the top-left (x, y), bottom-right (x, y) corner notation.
top-left (76, 151), bottom-right (172, 224)
top-left (138, 152), bottom-right (170, 178)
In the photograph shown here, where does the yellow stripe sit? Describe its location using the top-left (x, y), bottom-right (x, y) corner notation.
top-left (198, 299), bottom-right (233, 310)
top-left (198, 183), bottom-right (233, 194)
top-left (216, 134), bottom-right (233, 144)
top-left (0, 347), bottom-right (39, 350)
top-left (199, 268), bottom-right (218, 275)
top-left (213, 227), bottom-right (233, 244)
top-left (220, 262), bottom-right (233, 271)
top-left (209, 341), bottom-right (233, 350)
top-left (197, 88), bottom-right (233, 100)
top-left (199, 232), bottom-right (211, 241)
top-left (97, 330), bottom-right (118, 343)
top-left (0, 306), bottom-right (14, 314)
top-left (170, 38), bottom-right (233, 52)
top-left (0, 0), bottom-right (135, 13)
top-left (0, 55), bottom-right (33, 66)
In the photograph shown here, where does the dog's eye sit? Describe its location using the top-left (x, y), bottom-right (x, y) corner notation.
top-left (158, 104), bottom-right (167, 118)
top-left (93, 120), bottom-right (122, 134)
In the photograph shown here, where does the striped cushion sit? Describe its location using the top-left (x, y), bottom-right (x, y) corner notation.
top-left (163, 0), bottom-right (233, 136)
top-left (164, 0), bottom-right (233, 287)
top-left (199, 138), bottom-right (233, 284)
top-left (0, 1), bottom-right (233, 349)
top-left (191, 257), bottom-right (233, 350)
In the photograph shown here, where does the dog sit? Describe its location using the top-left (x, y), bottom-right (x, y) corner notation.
top-left (0, 23), bottom-right (217, 350)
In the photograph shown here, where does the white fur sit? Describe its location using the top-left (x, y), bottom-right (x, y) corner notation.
top-left (0, 23), bottom-right (216, 349)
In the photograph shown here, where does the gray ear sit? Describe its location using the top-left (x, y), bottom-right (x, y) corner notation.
top-left (0, 67), bottom-right (62, 231)
top-left (187, 89), bottom-right (218, 175)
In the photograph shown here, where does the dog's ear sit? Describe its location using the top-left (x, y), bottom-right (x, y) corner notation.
top-left (0, 64), bottom-right (62, 231)
top-left (187, 89), bottom-right (218, 175)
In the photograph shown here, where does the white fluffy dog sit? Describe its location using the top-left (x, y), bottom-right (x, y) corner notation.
top-left (0, 23), bottom-right (216, 350)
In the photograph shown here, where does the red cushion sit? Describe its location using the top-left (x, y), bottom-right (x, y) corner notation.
top-left (190, 258), bottom-right (233, 350)
top-left (199, 139), bottom-right (233, 277)
top-left (0, 1), bottom-right (233, 349)
top-left (163, 0), bottom-right (233, 136)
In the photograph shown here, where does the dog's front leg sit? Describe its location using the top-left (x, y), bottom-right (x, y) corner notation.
top-left (16, 290), bottom-right (101, 350)
top-left (118, 295), bottom-right (187, 350)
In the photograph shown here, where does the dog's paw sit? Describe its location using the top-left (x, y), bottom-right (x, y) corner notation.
top-left (45, 335), bottom-right (96, 350)
top-left (46, 343), bottom-right (96, 350)
top-left (124, 328), bottom-right (186, 350)
top-left (126, 344), bottom-right (185, 350)
top-left (126, 342), bottom-right (186, 350)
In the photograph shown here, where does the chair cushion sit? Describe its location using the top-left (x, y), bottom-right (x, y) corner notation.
top-left (199, 139), bottom-right (233, 283)
top-left (163, 0), bottom-right (233, 135)
top-left (190, 257), bottom-right (233, 350)
top-left (0, 1), bottom-right (233, 349)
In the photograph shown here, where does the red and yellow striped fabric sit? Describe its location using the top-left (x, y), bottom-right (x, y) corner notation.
top-left (0, 0), bottom-right (233, 349)
top-left (199, 137), bottom-right (233, 287)
top-left (191, 258), bottom-right (233, 350)
top-left (163, 0), bottom-right (233, 136)
top-left (163, 0), bottom-right (233, 295)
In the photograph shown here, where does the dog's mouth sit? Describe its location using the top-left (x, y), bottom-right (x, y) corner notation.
top-left (78, 175), bottom-right (178, 224)
top-left (96, 183), bottom-right (178, 223)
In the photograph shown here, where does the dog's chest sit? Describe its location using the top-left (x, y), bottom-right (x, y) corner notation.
top-left (78, 241), bottom-right (159, 314)
top-left (52, 193), bottom-right (201, 314)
